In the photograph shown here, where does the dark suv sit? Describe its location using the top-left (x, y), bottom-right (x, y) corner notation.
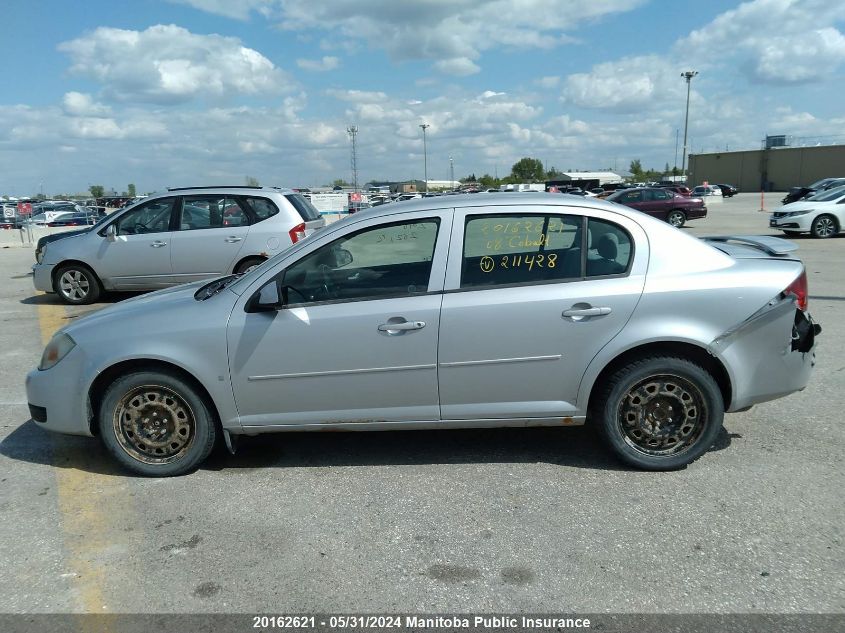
top-left (607, 187), bottom-right (706, 228)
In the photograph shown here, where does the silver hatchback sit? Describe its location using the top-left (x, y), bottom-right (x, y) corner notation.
top-left (26, 193), bottom-right (819, 475)
top-left (32, 186), bottom-right (325, 304)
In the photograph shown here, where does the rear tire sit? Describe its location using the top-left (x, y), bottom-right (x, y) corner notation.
top-left (667, 210), bottom-right (686, 228)
top-left (234, 256), bottom-right (266, 275)
top-left (98, 370), bottom-right (217, 477)
top-left (53, 263), bottom-right (101, 305)
top-left (810, 214), bottom-right (838, 239)
top-left (596, 356), bottom-right (724, 470)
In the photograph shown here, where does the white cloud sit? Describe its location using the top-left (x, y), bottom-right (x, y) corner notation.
top-left (169, 0), bottom-right (274, 20)
top-left (434, 57), bottom-right (481, 76)
top-left (296, 56), bottom-right (340, 72)
top-left (62, 92), bottom-right (112, 117)
top-left (58, 24), bottom-right (290, 104)
top-left (536, 76), bottom-right (561, 89)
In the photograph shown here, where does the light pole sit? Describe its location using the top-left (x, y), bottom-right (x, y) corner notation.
top-left (347, 125), bottom-right (359, 192)
top-left (673, 128), bottom-right (679, 176)
top-left (449, 155), bottom-right (454, 190)
top-left (419, 123), bottom-right (430, 193)
top-left (680, 70), bottom-right (698, 182)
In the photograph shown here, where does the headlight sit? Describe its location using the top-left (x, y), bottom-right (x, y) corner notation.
top-left (39, 333), bottom-right (76, 370)
top-left (36, 243), bottom-right (45, 264)
top-left (785, 209), bottom-right (811, 218)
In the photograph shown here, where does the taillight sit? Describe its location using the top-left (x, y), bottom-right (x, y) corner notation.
top-left (783, 269), bottom-right (808, 311)
top-left (288, 222), bottom-right (306, 244)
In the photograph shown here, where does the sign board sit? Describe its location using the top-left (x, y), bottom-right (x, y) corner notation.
top-left (308, 193), bottom-right (348, 213)
top-left (17, 202), bottom-right (32, 215)
top-left (349, 192), bottom-right (362, 203)
top-left (3, 206), bottom-right (15, 218)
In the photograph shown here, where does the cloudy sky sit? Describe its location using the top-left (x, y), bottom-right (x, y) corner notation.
top-left (2, 0), bottom-right (845, 195)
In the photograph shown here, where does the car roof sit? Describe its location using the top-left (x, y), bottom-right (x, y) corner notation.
top-left (156, 186), bottom-right (297, 196)
top-left (342, 191), bottom-right (633, 223)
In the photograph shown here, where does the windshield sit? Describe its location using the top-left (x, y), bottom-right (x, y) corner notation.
top-left (807, 185), bottom-right (845, 202)
top-left (807, 178), bottom-right (834, 189)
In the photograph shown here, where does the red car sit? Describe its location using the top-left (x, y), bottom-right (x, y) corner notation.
top-left (607, 187), bottom-right (706, 228)
top-left (659, 185), bottom-right (692, 196)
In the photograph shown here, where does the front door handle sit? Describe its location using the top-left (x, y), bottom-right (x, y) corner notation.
top-left (150, 241), bottom-right (168, 248)
top-left (377, 320), bottom-right (426, 334)
top-left (224, 236), bottom-right (243, 243)
top-left (562, 306), bottom-right (612, 319)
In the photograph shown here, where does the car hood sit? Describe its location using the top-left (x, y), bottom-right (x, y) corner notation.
top-left (36, 227), bottom-right (94, 249)
top-left (60, 280), bottom-right (223, 339)
top-left (773, 201), bottom-right (817, 213)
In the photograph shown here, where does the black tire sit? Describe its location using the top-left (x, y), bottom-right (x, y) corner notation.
top-left (666, 210), bottom-right (686, 228)
top-left (53, 263), bottom-right (102, 305)
top-left (810, 214), bottom-right (838, 239)
top-left (234, 256), bottom-right (266, 275)
top-left (596, 356), bottom-right (724, 470)
top-left (98, 370), bottom-right (217, 477)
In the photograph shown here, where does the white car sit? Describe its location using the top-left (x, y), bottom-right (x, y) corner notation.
top-left (691, 185), bottom-right (722, 197)
top-left (29, 211), bottom-right (75, 225)
top-left (769, 185), bottom-right (845, 238)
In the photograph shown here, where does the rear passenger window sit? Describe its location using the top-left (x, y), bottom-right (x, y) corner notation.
top-left (461, 214), bottom-right (582, 288)
top-left (179, 196), bottom-right (240, 231)
top-left (243, 197), bottom-right (279, 222)
top-left (586, 218), bottom-right (633, 277)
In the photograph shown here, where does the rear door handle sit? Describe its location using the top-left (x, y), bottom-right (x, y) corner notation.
top-left (224, 236), bottom-right (243, 243)
top-left (562, 306), bottom-right (612, 318)
top-left (150, 241), bottom-right (168, 248)
top-left (377, 320), bottom-right (426, 334)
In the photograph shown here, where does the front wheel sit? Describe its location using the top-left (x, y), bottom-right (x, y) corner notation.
top-left (596, 356), bottom-right (724, 470)
top-left (666, 210), bottom-right (686, 228)
top-left (810, 214), bottom-right (838, 239)
top-left (98, 370), bottom-right (218, 476)
top-left (53, 264), bottom-right (101, 304)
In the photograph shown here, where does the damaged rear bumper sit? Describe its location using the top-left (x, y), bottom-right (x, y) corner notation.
top-left (709, 298), bottom-right (820, 412)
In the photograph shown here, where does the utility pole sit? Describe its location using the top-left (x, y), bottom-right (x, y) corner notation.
top-left (419, 123), bottom-right (430, 193)
top-left (674, 128), bottom-right (679, 175)
top-left (449, 155), bottom-right (454, 190)
top-left (680, 70), bottom-right (698, 182)
top-left (346, 125), bottom-right (359, 192)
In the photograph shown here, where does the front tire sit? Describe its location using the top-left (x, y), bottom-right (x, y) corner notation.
top-left (54, 263), bottom-right (101, 304)
top-left (810, 214), bottom-right (838, 239)
top-left (596, 356), bottom-right (724, 470)
top-left (98, 370), bottom-right (217, 477)
top-left (666, 210), bottom-right (686, 228)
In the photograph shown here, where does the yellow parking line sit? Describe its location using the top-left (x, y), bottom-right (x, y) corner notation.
top-left (37, 300), bottom-right (133, 620)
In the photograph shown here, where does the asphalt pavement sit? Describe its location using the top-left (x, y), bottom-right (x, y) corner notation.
top-left (0, 193), bottom-right (842, 616)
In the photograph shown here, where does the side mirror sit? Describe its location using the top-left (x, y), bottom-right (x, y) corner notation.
top-left (105, 224), bottom-right (117, 241)
top-left (247, 280), bottom-right (282, 312)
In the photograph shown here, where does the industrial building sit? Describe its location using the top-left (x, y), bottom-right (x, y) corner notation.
top-left (688, 143), bottom-right (845, 192)
top-left (545, 171), bottom-right (624, 190)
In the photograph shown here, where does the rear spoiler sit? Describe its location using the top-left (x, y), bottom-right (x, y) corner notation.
top-left (700, 235), bottom-right (798, 256)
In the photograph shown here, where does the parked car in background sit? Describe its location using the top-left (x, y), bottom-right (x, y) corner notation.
top-left (692, 185), bottom-right (722, 197)
top-left (26, 192), bottom-right (820, 476)
top-left (32, 186), bottom-right (326, 304)
top-left (658, 185), bottom-right (692, 196)
top-left (46, 209), bottom-right (107, 227)
top-left (782, 177), bottom-right (845, 205)
top-left (607, 187), bottom-right (706, 227)
top-left (717, 184), bottom-right (739, 197)
top-left (30, 211), bottom-right (75, 226)
top-left (770, 185), bottom-right (845, 238)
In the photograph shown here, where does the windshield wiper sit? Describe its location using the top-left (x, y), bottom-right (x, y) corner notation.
top-left (195, 274), bottom-right (239, 301)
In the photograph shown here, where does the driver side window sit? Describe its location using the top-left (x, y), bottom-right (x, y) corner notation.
top-left (282, 218), bottom-right (440, 306)
top-left (114, 198), bottom-right (175, 235)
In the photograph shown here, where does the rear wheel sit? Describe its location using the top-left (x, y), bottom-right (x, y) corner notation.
top-left (810, 214), bottom-right (838, 239)
top-left (597, 356), bottom-right (724, 470)
top-left (98, 370), bottom-right (217, 477)
top-left (234, 256), bottom-right (266, 275)
top-left (666, 210), bottom-right (686, 228)
top-left (53, 263), bottom-right (101, 304)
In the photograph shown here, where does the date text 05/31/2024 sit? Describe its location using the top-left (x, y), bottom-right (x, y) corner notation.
top-left (252, 615), bottom-right (591, 629)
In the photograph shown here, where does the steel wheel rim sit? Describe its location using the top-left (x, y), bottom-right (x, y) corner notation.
top-left (59, 270), bottom-right (90, 301)
top-left (668, 212), bottom-right (684, 227)
top-left (112, 385), bottom-right (196, 465)
top-left (617, 373), bottom-right (707, 457)
top-left (815, 217), bottom-right (835, 237)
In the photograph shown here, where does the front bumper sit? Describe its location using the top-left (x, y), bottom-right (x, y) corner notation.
top-left (769, 214), bottom-right (812, 231)
top-left (32, 262), bottom-right (55, 293)
top-left (25, 345), bottom-right (93, 436)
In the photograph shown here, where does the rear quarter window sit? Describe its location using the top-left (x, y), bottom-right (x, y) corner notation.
top-left (242, 197), bottom-right (280, 223)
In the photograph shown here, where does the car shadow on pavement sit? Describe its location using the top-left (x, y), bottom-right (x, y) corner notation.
top-left (19, 291), bottom-right (145, 306)
top-left (0, 420), bottom-right (125, 477)
top-left (2, 419), bottom-right (737, 476)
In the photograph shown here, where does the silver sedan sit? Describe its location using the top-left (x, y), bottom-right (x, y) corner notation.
top-left (26, 193), bottom-right (820, 476)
